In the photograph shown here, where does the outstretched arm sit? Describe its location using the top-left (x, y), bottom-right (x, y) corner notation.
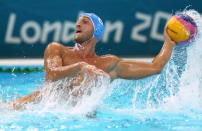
top-left (3, 91), bottom-right (41, 110)
top-left (109, 28), bottom-right (175, 80)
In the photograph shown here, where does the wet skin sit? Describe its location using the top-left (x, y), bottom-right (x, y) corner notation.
top-left (5, 16), bottom-right (175, 109)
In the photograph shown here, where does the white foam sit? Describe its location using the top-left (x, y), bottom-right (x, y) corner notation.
top-left (162, 10), bottom-right (202, 112)
top-left (23, 72), bottom-right (111, 115)
top-left (131, 10), bottom-right (202, 113)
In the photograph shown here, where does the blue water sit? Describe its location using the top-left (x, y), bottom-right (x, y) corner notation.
top-left (1, 10), bottom-right (202, 131)
top-left (0, 71), bottom-right (201, 131)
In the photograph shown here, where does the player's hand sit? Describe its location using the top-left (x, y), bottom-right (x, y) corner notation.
top-left (164, 26), bottom-right (176, 46)
top-left (79, 62), bottom-right (109, 78)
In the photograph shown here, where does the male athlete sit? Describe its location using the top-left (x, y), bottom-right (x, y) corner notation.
top-left (5, 13), bottom-right (175, 109)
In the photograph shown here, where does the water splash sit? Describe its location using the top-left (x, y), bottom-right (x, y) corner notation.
top-left (0, 9), bottom-right (202, 131)
top-left (132, 10), bottom-right (202, 112)
top-left (162, 10), bottom-right (202, 111)
top-left (24, 72), bottom-right (111, 115)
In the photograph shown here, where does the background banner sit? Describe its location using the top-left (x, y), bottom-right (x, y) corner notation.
top-left (0, 0), bottom-right (201, 57)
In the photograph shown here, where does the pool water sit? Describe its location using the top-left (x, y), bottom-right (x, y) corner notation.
top-left (0, 71), bottom-right (201, 131)
top-left (0, 10), bottom-right (202, 131)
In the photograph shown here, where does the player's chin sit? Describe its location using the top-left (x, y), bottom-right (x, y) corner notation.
top-left (74, 35), bottom-right (83, 44)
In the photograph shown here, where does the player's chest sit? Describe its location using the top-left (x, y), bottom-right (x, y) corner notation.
top-left (62, 55), bottom-right (109, 71)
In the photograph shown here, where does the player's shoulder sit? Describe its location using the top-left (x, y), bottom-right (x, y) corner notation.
top-left (44, 42), bottom-right (69, 57)
top-left (45, 42), bottom-right (74, 53)
top-left (46, 42), bottom-right (64, 50)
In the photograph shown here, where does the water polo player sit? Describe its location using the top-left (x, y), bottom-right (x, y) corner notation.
top-left (44, 13), bottom-right (175, 81)
top-left (5, 13), bottom-right (176, 109)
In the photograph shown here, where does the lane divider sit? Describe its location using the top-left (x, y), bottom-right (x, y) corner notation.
top-left (0, 66), bottom-right (44, 73)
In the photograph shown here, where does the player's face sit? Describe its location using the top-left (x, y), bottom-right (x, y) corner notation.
top-left (74, 16), bottom-right (94, 44)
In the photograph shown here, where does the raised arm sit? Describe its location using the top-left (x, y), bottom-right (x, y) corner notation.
top-left (109, 28), bottom-right (175, 80)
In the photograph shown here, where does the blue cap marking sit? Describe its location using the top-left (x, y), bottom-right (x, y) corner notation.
top-left (80, 13), bottom-right (105, 40)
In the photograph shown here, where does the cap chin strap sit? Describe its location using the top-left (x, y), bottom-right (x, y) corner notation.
top-left (74, 43), bottom-right (84, 50)
top-left (74, 35), bottom-right (95, 50)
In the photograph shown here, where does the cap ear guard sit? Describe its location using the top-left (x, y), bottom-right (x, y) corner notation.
top-left (80, 13), bottom-right (105, 40)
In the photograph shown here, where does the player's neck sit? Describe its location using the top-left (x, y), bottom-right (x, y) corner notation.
top-left (75, 39), bottom-right (97, 58)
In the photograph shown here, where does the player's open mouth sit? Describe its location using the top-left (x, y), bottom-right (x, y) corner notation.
top-left (76, 30), bottom-right (82, 33)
